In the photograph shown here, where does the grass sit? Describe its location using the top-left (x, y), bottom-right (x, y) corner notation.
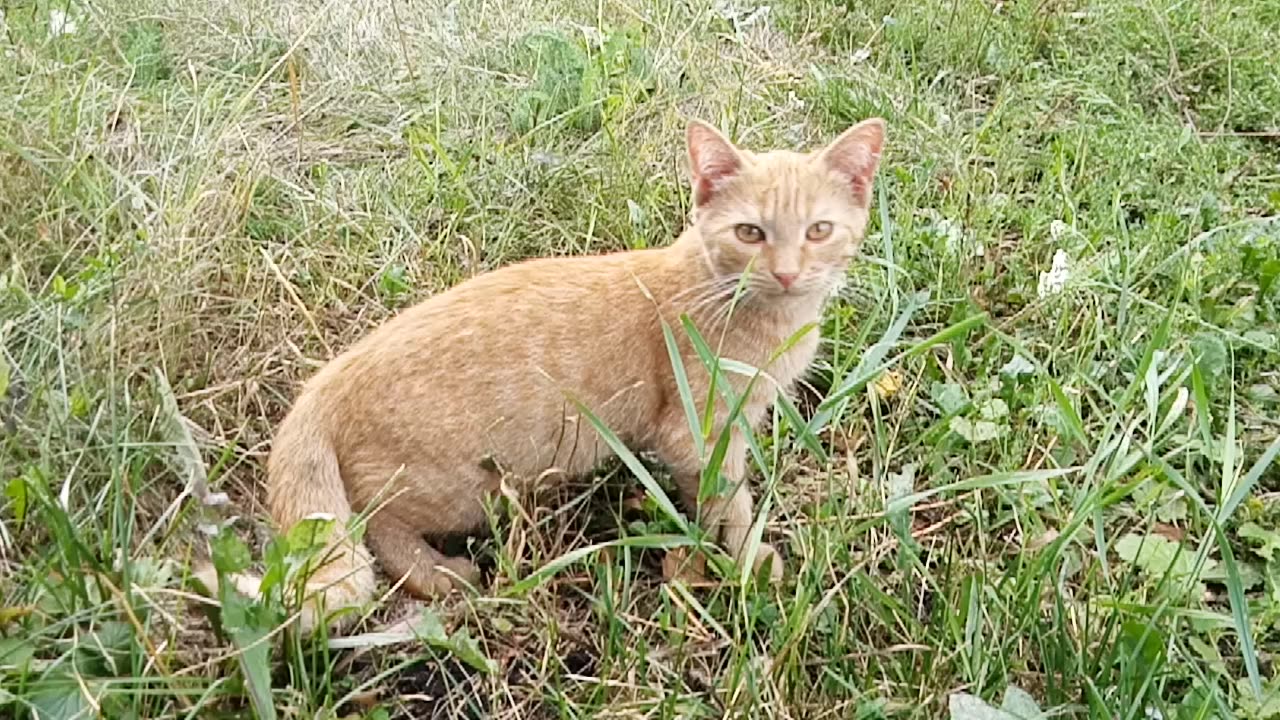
top-left (2, 0), bottom-right (1279, 717)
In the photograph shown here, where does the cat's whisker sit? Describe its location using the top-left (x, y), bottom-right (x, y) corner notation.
top-left (668, 274), bottom-right (743, 304)
top-left (682, 286), bottom-right (740, 319)
top-left (671, 291), bottom-right (743, 321)
top-left (709, 289), bottom-right (753, 329)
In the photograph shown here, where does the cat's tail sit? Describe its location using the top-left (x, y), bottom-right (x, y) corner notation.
top-left (193, 403), bottom-right (377, 634)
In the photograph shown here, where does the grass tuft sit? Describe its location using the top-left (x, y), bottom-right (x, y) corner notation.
top-left (2, 0), bottom-right (1279, 717)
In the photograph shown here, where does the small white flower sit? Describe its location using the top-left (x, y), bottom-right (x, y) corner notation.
top-left (739, 4), bottom-right (771, 28)
top-left (1037, 249), bottom-right (1071, 298)
top-left (852, 47), bottom-right (872, 63)
top-left (202, 491), bottom-right (230, 507)
top-left (530, 151), bottom-right (562, 168)
top-left (1144, 707), bottom-right (1164, 720)
top-left (48, 9), bottom-right (77, 37)
top-left (1000, 354), bottom-right (1036, 376)
top-left (574, 24), bottom-right (605, 48)
top-left (1049, 219), bottom-right (1070, 241)
top-left (713, 0), bottom-right (770, 29)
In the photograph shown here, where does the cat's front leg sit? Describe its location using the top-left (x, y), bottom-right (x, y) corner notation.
top-left (701, 481), bottom-right (783, 582)
top-left (665, 427), bottom-right (783, 582)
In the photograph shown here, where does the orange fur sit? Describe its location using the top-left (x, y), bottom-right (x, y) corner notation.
top-left (199, 118), bottom-right (886, 633)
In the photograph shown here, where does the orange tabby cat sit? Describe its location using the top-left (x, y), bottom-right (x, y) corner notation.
top-left (197, 117), bottom-right (885, 632)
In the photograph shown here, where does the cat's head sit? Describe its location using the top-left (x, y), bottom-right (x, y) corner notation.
top-left (685, 118), bottom-right (885, 300)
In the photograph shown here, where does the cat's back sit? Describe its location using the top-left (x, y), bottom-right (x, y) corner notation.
top-left (306, 246), bottom-right (672, 394)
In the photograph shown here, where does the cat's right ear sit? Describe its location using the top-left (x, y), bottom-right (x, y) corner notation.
top-left (687, 120), bottom-right (743, 206)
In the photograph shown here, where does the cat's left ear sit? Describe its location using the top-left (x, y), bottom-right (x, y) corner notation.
top-left (818, 118), bottom-right (886, 207)
top-left (687, 120), bottom-right (744, 206)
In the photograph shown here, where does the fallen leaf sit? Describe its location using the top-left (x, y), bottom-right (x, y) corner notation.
top-left (873, 369), bottom-right (904, 400)
top-left (662, 547), bottom-right (710, 585)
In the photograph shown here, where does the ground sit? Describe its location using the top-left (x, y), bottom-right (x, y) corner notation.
top-left (2, 0), bottom-right (1279, 717)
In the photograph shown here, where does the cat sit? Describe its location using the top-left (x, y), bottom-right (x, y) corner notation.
top-left (195, 116), bottom-right (886, 633)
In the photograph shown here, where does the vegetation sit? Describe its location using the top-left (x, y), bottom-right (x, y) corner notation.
top-left (1, 0), bottom-right (1278, 717)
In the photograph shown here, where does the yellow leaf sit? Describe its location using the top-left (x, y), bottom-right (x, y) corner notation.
top-left (873, 369), bottom-right (904, 400)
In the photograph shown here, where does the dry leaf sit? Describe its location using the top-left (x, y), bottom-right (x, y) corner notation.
top-left (873, 369), bottom-right (904, 400)
top-left (661, 547), bottom-right (710, 585)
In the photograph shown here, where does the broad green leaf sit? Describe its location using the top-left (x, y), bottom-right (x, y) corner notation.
top-left (30, 680), bottom-right (90, 720)
top-left (1114, 532), bottom-right (1212, 584)
top-left (444, 627), bottom-right (496, 674)
top-left (285, 514), bottom-right (337, 555)
top-left (978, 399), bottom-right (1009, 421)
top-left (950, 416), bottom-right (1003, 443)
top-left (950, 687), bottom-right (1044, 720)
top-left (930, 382), bottom-right (968, 415)
top-left (0, 637), bottom-right (34, 670)
top-left (211, 528), bottom-right (252, 574)
top-left (1238, 522), bottom-right (1280, 561)
top-left (1191, 332), bottom-right (1227, 386)
top-left (4, 477), bottom-right (27, 525)
top-left (1236, 677), bottom-right (1280, 719)
top-left (1000, 687), bottom-right (1046, 719)
top-left (218, 583), bottom-right (277, 720)
top-left (999, 354), bottom-right (1036, 377)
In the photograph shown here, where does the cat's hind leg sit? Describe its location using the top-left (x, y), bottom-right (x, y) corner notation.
top-left (365, 512), bottom-right (480, 598)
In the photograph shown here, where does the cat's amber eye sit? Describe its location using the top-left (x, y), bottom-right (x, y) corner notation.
top-left (734, 224), bottom-right (766, 244)
top-left (806, 221), bottom-right (834, 242)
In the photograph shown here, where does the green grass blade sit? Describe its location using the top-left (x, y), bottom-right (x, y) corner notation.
top-left (1154, 457), bottom-right (1262, 697)
top-left (661, 319), bottom-right (705, 459)
top-left (776, 391), bottom-right (829, 463)
top-left (507, 535), bottom-right (699, 595)
top-left (1220, 434), bottom-right (1280, 523)
top-left (885, 467), bottom-right (1079, 515)
top-left (1221, 386), bottom-right (1238, 509)
top-left (569, 396), bottom-right (689, 535)
top-left (810, 310), bottom-right (987, 433)
top-left (1048, 376), bottom-right (1089, 450)
top-left (1211, 526), bottom-right (1261, 698)
top-left (1190, 362), bottom-right (1214, 451)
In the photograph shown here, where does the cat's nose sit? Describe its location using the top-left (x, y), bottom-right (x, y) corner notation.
top-left (772, 272), bottom-right (798, 289)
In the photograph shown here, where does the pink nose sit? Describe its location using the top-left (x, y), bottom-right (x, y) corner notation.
top-left (773, 272), bottom-right (798, 289)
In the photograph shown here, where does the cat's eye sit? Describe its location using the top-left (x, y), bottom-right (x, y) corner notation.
top-left (806, 221), bottom-right (834, 242)
top-left (734, 224), bottom-right (766, 244)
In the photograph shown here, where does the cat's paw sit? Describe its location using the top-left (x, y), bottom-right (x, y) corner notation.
top-left (433, 556), bottom-right (481, 593)
top-left (748, 542), bottom-right (784, 583)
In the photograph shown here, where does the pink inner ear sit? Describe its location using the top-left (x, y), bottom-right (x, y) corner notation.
top-left (824, 122), bottom-right (885, 206)
top-left (693, 156), bottom-right (738, 205)
top-left (688, 124), bottom-right (742, 205)
top-left (832, 145), bottom-right (879, 204)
